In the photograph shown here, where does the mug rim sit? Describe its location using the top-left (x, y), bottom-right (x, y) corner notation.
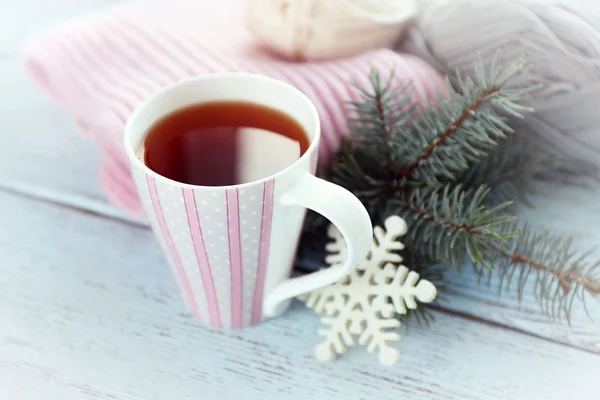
top-left (123, 72), bottom-right (321, 190)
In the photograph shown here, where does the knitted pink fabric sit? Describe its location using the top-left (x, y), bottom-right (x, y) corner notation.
top-left (23, 0), bottom-right (445, 217)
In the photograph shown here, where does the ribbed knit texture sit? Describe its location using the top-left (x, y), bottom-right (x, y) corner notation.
top-left (401, 0), bottom-right (600, 168)
top-left (22, 0), bottom-right (446, 217)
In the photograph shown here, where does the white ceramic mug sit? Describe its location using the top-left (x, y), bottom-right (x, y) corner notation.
top-left (124, 73), bottom-right (372, 328)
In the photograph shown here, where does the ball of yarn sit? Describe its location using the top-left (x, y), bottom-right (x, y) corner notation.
top-left (245, 0), bottom-right (419, 61)
top-left (401, 0), bottom-right (600, 167)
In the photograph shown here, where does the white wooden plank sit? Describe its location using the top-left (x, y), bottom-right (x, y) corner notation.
top-left (0, 51), bottom-right (105, 202)
top-left (0, 0), bottom-right (126, 202)
top-left (0, 191), bottom-right (599, 400)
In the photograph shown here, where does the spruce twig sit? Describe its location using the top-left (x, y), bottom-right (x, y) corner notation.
top-left (298, 54), bottom-right (600, 324)
top-left (347, 70), bottom-right (414, 178)
top-left (481, 225), bottom-right (600, 323)
top-left (400, 86), bottom-right (500, 179)
top-left (392, 185), bottom-right (516, 270)
top-left (400, 54), bottom-right (535, 186)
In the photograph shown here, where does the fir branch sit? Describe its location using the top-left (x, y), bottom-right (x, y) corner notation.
top-left (480, 224), bottom-right (600, 323)
top-left (297, 55), bottom-right (600, 325)
top-left (347, 70), bottom-right (414, 177)
top-left (390, 185), bottom-right (516, 271)
top-left (400, 85), bottom-right (499, 179)
top-left (399, 55), bottom-right (535, 186)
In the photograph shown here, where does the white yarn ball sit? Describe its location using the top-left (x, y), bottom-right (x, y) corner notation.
top-left (245, 0), bottom-right (419, 61)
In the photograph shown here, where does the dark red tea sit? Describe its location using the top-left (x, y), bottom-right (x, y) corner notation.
top-left (143, 101), bottom-right (310, 186)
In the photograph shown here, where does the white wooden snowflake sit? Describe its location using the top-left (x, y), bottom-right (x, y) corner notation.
top-left (299, 216), bottom-right (437, 366)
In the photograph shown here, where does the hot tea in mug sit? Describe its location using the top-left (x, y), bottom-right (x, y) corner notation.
top-left (142, 101), bottom-right (310, 186)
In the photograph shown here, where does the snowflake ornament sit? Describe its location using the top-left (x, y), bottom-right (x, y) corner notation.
top-left (299, 216), bottom-right (437, 366)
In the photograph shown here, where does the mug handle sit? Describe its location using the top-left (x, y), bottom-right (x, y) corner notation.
top-left (262, 174), bottom-right (373, 318)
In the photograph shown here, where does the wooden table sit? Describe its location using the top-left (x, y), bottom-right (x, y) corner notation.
top-left (2, 1), bottom-right (599, 398)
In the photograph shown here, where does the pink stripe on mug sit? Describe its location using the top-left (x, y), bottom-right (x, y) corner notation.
top-left (182, 188), bottom-right (222, 327)
top-left (226, 188), bottom-right (244, 328)
top-left (251, 179), bottom-right (275, 324)
top-left (146, 175), bottom-right (199, 318)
